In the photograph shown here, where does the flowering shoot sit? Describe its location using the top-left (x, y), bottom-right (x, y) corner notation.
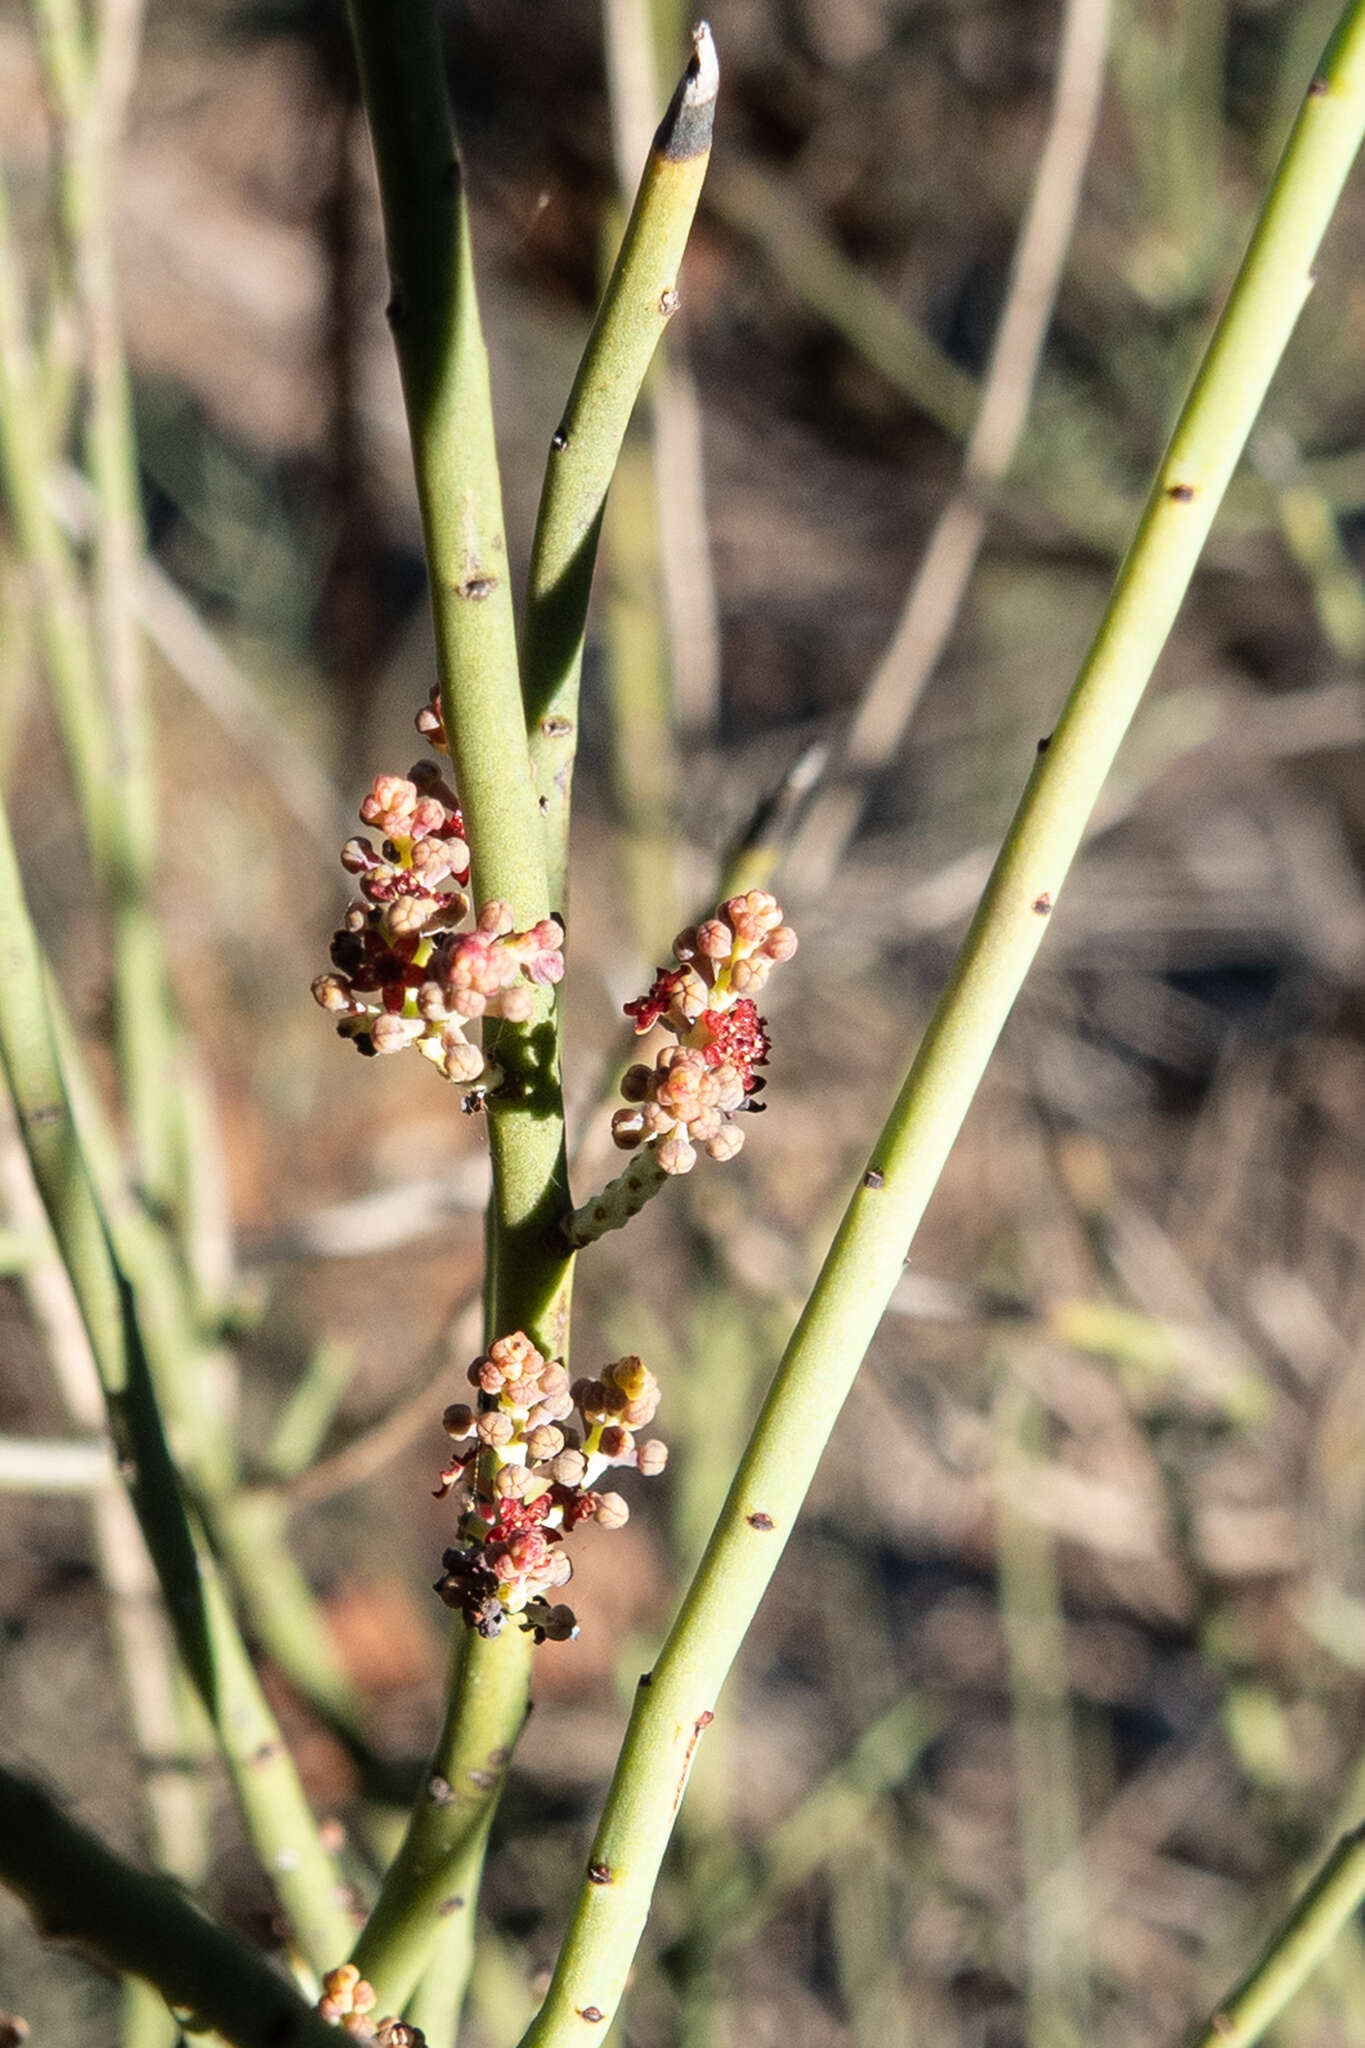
top-left (433, 1334), bottom-right (666, 1641)
top-left (561, 892), bottom-right (796, 1246)
top-left (312, 695), bottom-right (563, 1095)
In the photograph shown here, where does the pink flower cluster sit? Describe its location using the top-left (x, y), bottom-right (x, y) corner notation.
top-left (612, 891), bottom-right (797, 1174)
top-left (433, 1334), bottom-right (666, 1640)
top-left (312, 733), bottom-right (563, 1092)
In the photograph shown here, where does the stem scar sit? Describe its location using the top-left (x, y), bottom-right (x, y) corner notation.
top-left (673, 1709), bottom-right (716, 1811)
top-left (747, 1511), bottom-right (775, 1530)
top-left (579, 2008), bottom-right (606, 2024)
top-left (862, 1167), bottom-right (885, 1190)
top-left (1166, 482), bottom-right (1196, 501)
top-left (1033, 892), bottom-right (1053, 916)
top-left (587, 1861), bottom-right (613, 1885)
top-left (456, 575), bottom-right (497, 601)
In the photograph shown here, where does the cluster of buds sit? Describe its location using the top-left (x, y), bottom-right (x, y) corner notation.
top-left (318, 1965), bottom-right (423, 2044)
top-left (312, 715), bottom-right (564, 1092)
top-left (613, 892), bottom-right (797, 1175)
top-left (433, 1333), bottom-right (666, 1640)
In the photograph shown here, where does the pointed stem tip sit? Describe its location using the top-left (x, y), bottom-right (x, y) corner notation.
top-left (686, 23), bottom-right (719, 107)
top-left (656, 22), bottom-right (718, 162)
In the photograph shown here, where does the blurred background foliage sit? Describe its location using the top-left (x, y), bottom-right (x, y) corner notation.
top-left (6, 0), bottom-right (1365, 2044)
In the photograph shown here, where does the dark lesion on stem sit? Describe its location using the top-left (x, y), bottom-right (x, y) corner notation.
top-left (654, 22), bottom-right (719, 163)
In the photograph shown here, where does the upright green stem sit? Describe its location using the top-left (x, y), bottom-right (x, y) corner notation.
top-left (517, 9), bottom-right (1365, 2040)
top-left (0, 803), bottom-right (352, 1969)
top-left (522, 22), bottom-right (716, 908)
top-left (344, 0), bottom-right (575, 2007)
top-left (1190, 1824), bottom-right (1365, 2048)
top-left (32, 0), bottom-right (176, 1208)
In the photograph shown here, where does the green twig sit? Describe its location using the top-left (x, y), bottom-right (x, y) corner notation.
top-left (522, 21), bottom-right (716, 909)
top-left (348, 1622), bottom-right (531, 2013)
top-left (344, 0), bottom-right (577, 2005)
top-left (32, 0), bottom-right (176, 1210)
top-left (995, 1370), bottom-right (1090, 2048)
top-left (1190, 1824), bottom-right (1365, 2048)
top-left (0, 799), bottom-right (352, 1969)
top-left (0, 1764), bottom-right (343, 2048)
top-left (516, 8), bottom-right (1365, 2037)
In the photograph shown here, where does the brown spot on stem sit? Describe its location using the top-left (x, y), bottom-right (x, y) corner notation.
top-left (580, 2009), bottom-right (606, 2025)
top-left (250, 1741), bottom-right (280, 1766)
top-left (1033, 893), bottom-right (1053, 916)
top-left (437, 1895), bottom-right (465, 1917)
top-left (659, 288), bottom-right (680, 318)
top-left (862, 1167), bottom-right (885, 1190)
top-left (551, 428), bottom-right (569, 451)
top-left (427, 1774), bottom-right (454, 1806)
top-left (587, 1861), bottom-right (613, 1885)
top-left (747, 1511), bottom-right (776, 1531)
top-left (1166, 482), bottom-right (1195, 502)
top-left (1308, 74), bottom-right (1330, 96)
top-left (1036, 732), bottom-right (1052, 754)
top-left (540, 714), bottom-right (573, 738)
top-left (456, 575), bottom-right (497, 601)
top-left (21, 1102), bottom-right (62, 1127)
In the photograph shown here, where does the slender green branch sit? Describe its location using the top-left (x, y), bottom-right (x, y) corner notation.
top-left (1190, 1824), bottom-right (1365, 2048)
top-left (344, 0), bottom-right (576, 2005)
top-left (348, 1618), bottom-right (531, 2014)
top-left (346, 0), bottom-right (544, 928)
top-left (401, 1818), bottom-right (496, 2048)
top-left (517, 8), bottom-right (1365, 2040)
top-left (0, 1764), bottom-right (343, 2048)
top-left (0, 1432), bottom-right (112, 1489)
top-left (0, 800), bottom-right (352, 1969)
top-left (0, 163), bottom-right (109, 845)
top-left (32, 0), bottom-right (175, 1208)
top-left (522, 22), bottom-right (716, 908)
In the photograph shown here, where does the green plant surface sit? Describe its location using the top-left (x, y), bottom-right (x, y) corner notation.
top-left (0, 1765), bottom-right (343, 2048)
top-left (0, 796), bottom-right (353, 1971)
top-left (515, 5), bottom-right (1365, 2038)
top-left (522, 22), bottom-right (717, 909)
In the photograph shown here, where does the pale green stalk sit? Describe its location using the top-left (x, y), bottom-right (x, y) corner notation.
top-left (518, 9), bottom-right (1365, 2038)
top-left (0, 1763), bottom-right (344, 2048)
top-left (0, 798), bottom-right (352, 1969)
top-left (1190, 1824), bottom-right (1365, 2048)
top-left (343, 0), bottom-right (573, 2008)
top-left (522, 22), bottom-right (717, 906)
top-left (995, 1373), bottom-right (1090, 2048)
top-left (31, 0), bottom-right (176, 1208)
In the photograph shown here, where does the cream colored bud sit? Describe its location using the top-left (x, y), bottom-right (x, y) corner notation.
top-left (656, 1135), bottom-right (697, 1175)
top-left (636, 1438), bottom-right (668, 1476)
top-left (594, 1491), bottom-right (629, 1529)
top-left (705, 1124), bottom-right (745, 1163)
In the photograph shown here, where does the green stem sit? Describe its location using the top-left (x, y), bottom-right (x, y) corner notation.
top-left (349, 1622), bottom-right (531, 2013)
top-left (32, 0), bottom-right (176, 1209)
top-left (0, 162), bottom-right (110, 846)
top-left (517, 8), bottom-right (1365, 2039)
top-left (0, 802), bottom-right (352, 1969)
top-left (522, 23), bottom-right (716, 908)
top-left (1190, 1824), bottom-right (1365, 2048)
top-left (346, 0), bottom-right (544, 927)
top-left (0, 1764), bottom-right (343, 2048)
top-left (402, 1819), bottom-right (495, 2048)
top-left (344, 0), bottom-right (576, 2005)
